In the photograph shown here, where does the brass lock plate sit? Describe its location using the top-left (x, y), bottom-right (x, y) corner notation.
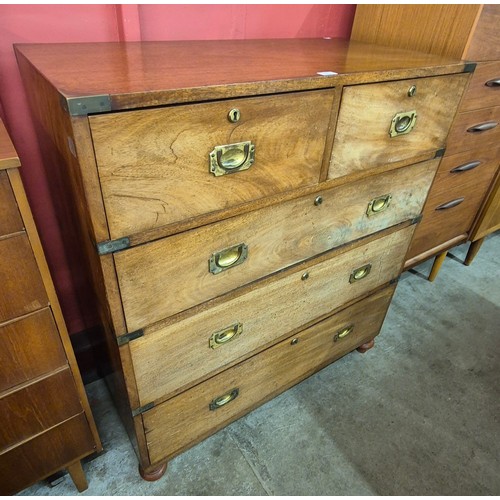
top-left (389, 110), bottom-right (417, 138)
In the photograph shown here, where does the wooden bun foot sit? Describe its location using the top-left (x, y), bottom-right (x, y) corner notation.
top-left (356, 339), bottom-right (375, 353)
top-left (139, 462), bottom-right (168, 481)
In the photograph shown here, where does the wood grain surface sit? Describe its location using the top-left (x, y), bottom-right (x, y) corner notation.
top-left (0, 119), bottom-right (20, 170)
top-left (0, 171), bottom-right (23, 237)
top-left (115, 160), bottom-right (436, 330)
top-left (329, 73), bottom-right (468, 178)
top-left (470, 174), bottom-right (500, 241)
top-left (130, 225), bottom-right (413, 405)
top-left (466, 5), bottom-right (500, 61)
top-left (142, 285), bottom-right (396, 464)
top-left (460, 62), bottom-right (500, 113)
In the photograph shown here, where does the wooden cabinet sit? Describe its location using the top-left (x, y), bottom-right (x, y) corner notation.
top-left (15, 39), bottom-right (468, 480)
top-left (351, 4), bottom-right (500, 279)
top-left (0, 120), bottom-right (101, 495)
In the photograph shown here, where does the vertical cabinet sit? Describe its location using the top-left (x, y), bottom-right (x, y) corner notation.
top-left (0, 119), bottom-right (101, 495)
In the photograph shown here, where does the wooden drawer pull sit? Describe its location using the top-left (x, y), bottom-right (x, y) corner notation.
top-left (435, 198), bottom-right (465, 210)
top-left (209, 388), bottom-right (239, 410)
top-left (485, 78), bottom-right (500, 88)
top-left (450, 161), bottom-right (481, 173)
top-left (349, 263), bottom-right (372, 283)
top-left (209, 141), bottom-right (255, 176)
top-left (209, 323), bottom-right (243, 349)
top-left (209, 243), bottom-right (248, 274)
top-left (467, 121), bottom-right (498, 133)
top-left (333, 324), bottom-right (354, 342)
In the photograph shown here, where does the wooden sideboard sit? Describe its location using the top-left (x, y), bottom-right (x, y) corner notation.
top-left (351, 4), bottom-right (500, 280)
top-left (0, 119), bottom-right (101, 494)
top-left (15, 39), bottom-right (469, 480)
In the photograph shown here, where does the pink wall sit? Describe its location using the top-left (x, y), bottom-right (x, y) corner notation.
top-left (0, 4), bottom-right (356, 336)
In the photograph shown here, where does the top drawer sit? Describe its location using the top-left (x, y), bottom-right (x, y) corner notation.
top-left (89, 90), bottom-right (335, 239)
top-left (328, 73), bottom-right (469, 179)
top-left (460, 62), bottom-right (500, 112)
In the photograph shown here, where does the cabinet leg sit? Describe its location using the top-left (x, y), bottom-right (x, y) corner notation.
top-left (356, 339), bottom-right (375, 353)
top-left (139, 462), bottom-right (168, 481)
top-left (428, 251), bottom-right (447, 282)
top-left (464, 238), bottom-right (485, 266)
top-left (67, 460), bottom-right (88, 492)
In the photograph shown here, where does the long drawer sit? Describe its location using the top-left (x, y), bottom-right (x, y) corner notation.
top-left (142, 284), bottom-right (396, 465)
top-left (460, 61), bottom-right (500, 112)
top-left (115, 161), bottom-right (436, 331)
top-left (0, 171), bottom-right (23, 238)
top-left (89, 89), bottom-right (335, 239)
top-left (328, 73), bottom-right (468, 179)
top-left (129, 225), bottom-right (414, 405)
top-left (0, 368), bottom-right (82, 452)
top-left (0, 309), bottom-right (66, 392)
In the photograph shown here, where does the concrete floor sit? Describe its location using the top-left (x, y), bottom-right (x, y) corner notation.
top-left (21, 233), bottom-right (500, 496)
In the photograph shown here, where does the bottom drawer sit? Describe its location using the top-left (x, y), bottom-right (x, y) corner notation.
top-left (0, 413), bottom-right (95, 495)
top-left (143, 284), bottom-right (396, 465)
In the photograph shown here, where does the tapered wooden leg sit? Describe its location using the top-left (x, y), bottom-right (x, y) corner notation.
top-left (356, 339), bottom-right (375, 353)
top-left (67, 460), bottom-right (88, 492)
top-left (139, 462), bottom-right (168, 481)
top-left (464, 238), bottom-right (485, 266)
top-left (428, 251), bottom-right (447, 282)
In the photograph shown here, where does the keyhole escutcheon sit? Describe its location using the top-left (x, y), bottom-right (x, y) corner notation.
top-left (228, 108), bottom-right (241, 123)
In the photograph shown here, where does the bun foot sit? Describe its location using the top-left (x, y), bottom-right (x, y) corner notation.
top-left (139, 462), bottom-right (168, 481)
top-left (356, 339), bottom-right (375, 353)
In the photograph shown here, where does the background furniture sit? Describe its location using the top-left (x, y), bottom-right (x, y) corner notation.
top-left (351, 4), bottom-right (500, 280)
top-left (0, 119), bottom-right (101, 494)
top-left (16, 39), bottom-right (468, 480)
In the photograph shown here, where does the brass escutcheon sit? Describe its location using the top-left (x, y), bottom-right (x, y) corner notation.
top-left (334, 324), bottom-right (354, 342)
top-left (209, 243), bottom-right (248, 274)
top-left (389, 110), bottom-right (417, 137)
top-left (228, 108), bottom-right (241, 122)
top-left (209, 322), bottom-right (243, 349)
top-left (209, 141), bottom-right (255, 176)
top-left (408, 85), bottom-right (417, 97)
top-left (366, 194), bottom-right (392, 217)
top-left (209, 388), bottom-right (239, 411)
top-left (349, 264), bottom-right (372, 283)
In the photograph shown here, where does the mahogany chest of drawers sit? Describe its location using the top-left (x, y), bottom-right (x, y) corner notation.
top-left (0, 119), bottom-right (101, 494)
top-left (15, 39), bottom-right (469, 480)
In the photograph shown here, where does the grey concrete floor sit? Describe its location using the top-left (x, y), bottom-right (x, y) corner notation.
top-left (20, 233), bottom-right (500, 496)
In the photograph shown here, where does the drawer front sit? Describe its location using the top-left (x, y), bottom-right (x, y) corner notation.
top-left (0, 413), bottom-right (95, 495)
top-left (0, 368), bottom-right (82, 452)
top-left (0, 309), bottom-right (66, 392)
top-left (460, 62), bottom-right (500, 112)
top-left (328, 73), bottom-right (468, 179)
top-left (446, 106), bottom-right (500, 156)
top-left (130, 225), bottom-right (414, 405)
top-left (90, 90), bottom-right (335, 239)
top-left (0, 171), bottom-right (23, 238)
top-left (406, 150), bottom-right (499, 260)
top-left (472, 174), bottom-right (500, 240)
top-left (143, 285), bottom-right (396, 464)
top-left (116, 160), bottom-right (436, 330)
top-left (0, 234), bottom-right (48, 323)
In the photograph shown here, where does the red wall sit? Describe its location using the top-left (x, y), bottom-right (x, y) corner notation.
top-left (0, 4), bottom-right (356, 336)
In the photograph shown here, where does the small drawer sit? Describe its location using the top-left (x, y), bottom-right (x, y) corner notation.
top-left (328, 73), bottom-right (469, 179)
top-left (116, 160), bottom-right (437, 330)
top-left (89, 89), bottom-right (335, 239)
top-left (0, 234), bottom-right (48, 324)
top-left (129, 225), bottom-right (414, 405)
top-left (0, 368), bottom-right (82, 452)
top-left (0, 413), bottom-right (95, 495)
top-left (0, 309), bottom-right (67, 392)
top-left (142, 285), bottom-right (396, 464)
top-left (406, 150), bottom-right (499, 260)
top-left (460, 62), bottom-right (500, 112)
top-left (446, 106), bottom-right (500, 156)
top-left (0, 171), bottom-right (23, 238)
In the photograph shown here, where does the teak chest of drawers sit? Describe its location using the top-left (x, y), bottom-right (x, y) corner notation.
top-left (0, 119), bottom-right (101, 494)
top-left (15, 39), bottom-right (469, 480)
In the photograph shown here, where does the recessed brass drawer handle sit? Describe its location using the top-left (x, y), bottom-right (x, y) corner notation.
top-left (366, 194), bottom-right (392, 216)
top-left (467, 121), bottom-right (498, 133)
top-left (485, 78), bottom-right (500, 88)
top-left (209, 243), bottom-right (248, 274)
top-left (209, 388), bottom-right (239, 411)
top-left (389, 110), bottom-right (417, 137)
top-left (349, 264), bottom-right (372, 283)
top-left (209, 322), bottom-right (243, 349)
top-left (450, 161), bottom-right (481, 173)
top-left (334, 324), bottom-right (354, 342)
top-left (435, 198), bottom-right (465, 210)
top-left (209, 141), bottom-right (255, 177)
